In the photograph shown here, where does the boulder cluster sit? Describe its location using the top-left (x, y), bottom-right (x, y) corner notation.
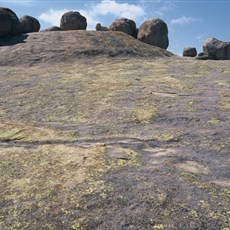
top-left (0, 8), bottom-right (169, 50)
top-left (1, 8), bottom-right (229, 60)
top-left (183, 38), bottom-right (230, 60)
top-left (96, 17), bottom-right (169, 50)
top-left (0, 8), bottom-right (40, 37)
top-left (57, 12), bottom-right (170, 50)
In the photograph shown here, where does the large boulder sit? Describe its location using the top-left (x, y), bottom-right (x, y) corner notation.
top-left (202, 37), bottom-right (230, 60)
top-left (20, 15), bottom-right (40, 33)
top-left (60, 11), bottom-right (87, 30)
top-left (0, 9), bottom-right (12, 37)
top-left (110, 18), bottom-right (136, 37)
top-left (183, 47), bottom-right (197, 57)
top-left (137, 18), bottom-right (169, 49)
top-left (0, 8), bottom-right (22, 36)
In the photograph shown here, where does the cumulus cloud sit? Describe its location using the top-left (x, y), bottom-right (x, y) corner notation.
top-left (93, 0), bottom-right (145, 20)
top-left (78, 10), bottom-right (99, 28)
top-left (171, 16), bottom-right (202, 25)
top-left (39, 0), bottom-right (146, 30)
top-left (39, 9), bottom-right (67, 27)
top-left (39, 9), bottom-right (98, 29)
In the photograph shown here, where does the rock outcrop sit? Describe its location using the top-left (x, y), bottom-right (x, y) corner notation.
top-left (0, 31), bottom-right (173, 66)
top-left (183, 47), bottom-right (197, 57)
top-left (96, 23), bottom-right (109, 31)
top-left (201, 37), bottom-right (230, 60)
top-left (110, 18), bottom-right (137, 38)
top-left (0, 7), bottom-right (22, 37)
top-left (137, 18), bottom-right (169, 50)
top-left (60, 11), bottom-right (87, 31)
top-left (20, 15), bottom-right (40, 33)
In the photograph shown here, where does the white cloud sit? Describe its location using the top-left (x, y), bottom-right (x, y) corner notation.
top-left (39, 9), bottom-right (67, 27)
top-left (39, 0), bottom-right (146, 30)
top-left (93, 0), bottom-right (145, 20)
top-left (39, 8), bottom-right (99, 29)
top-left (78, 10), bottom-right (99, 28)
top-left (171, 16), bottom-right (202, 25)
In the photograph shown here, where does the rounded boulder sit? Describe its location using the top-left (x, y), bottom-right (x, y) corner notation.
top-left (202, 37), bottom-right (230, 60)
top-left (0, 9), bottom-right (12, 37)
top-left (137, 18), bottom-right (169, 49)
top-left (183, 47), bottom-right (197, 57)
top-left (60, 11), bottom-right (87, 30)
top-left (110, 18), bottom-right (136, 37)
top-left (20, 15), bottom-right (40, 33)
top-left (0, 8), bottom-right (22, 36)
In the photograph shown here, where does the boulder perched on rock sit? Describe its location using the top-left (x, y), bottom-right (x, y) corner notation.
top-left (137, 18), bottom-right (169, 49)
top-left (202, 37), bottom-right (230, 60)
top-left (183, 47), bottom-right (197, 57)
top-left (20, 15), bottom-right (40, 33)
top-left (96, 23), bottom-right (109, 31)
top-left (0, 8), bottom-right (22, 37)
top-left (60, 11), bottom-right (87, 30)
top-left (110, 18), bottom-right (136, 37)
top-left (43, 26), bottom-right (61, 32)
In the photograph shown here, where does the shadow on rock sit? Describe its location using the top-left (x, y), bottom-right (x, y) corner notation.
top-left (0, 34), bottom-right (29, 46)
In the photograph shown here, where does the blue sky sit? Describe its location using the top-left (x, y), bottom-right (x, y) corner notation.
top-left (1, 0), bottom-right (229, 55)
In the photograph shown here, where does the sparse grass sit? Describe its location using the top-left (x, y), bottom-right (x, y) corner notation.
top-left (0, 121), bottom-right (75, 142)
top-left (0, 57), bottom-right (194, 139)
top-left (1, 56), bottom-right (230, 229)
top-left (219, 93), bottom-right (230, 111)
top-left (152, 131), bottom-right (181, 142)
top-left (109, 148), bottom-right (140, 168)
top-left (0, 143), bottom-right (106, 229)
top-left (130, 107), bottom-right (157, 124)
top-left (0, 124), bottom-right (142, 229)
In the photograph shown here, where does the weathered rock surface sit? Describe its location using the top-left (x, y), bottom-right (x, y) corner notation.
top-left (183, 47), bottom-right (197, 57)
top-left (0, 7), bottom-right (22, 37)
top-left (202, 37), bottom-right (230, 60)
top-left (20, 15), bottom-right (40, 33)
top-left (110, 18), bottom-right (137, 37)
top-left (0, 31), bottom-right (173, 66)
top-left (60, 11), bottom-right (87, 30)
top-left (137, 18), bottom-right (169, 49)
top-left (0, 54), bottom-right (229, 230)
